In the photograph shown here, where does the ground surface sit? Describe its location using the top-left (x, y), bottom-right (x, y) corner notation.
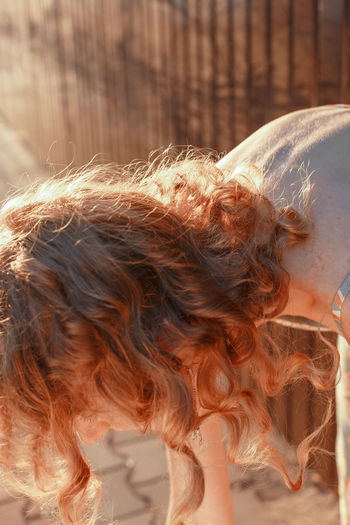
top-left (0, 116), bottom-right (341, 524)
top-left (0, 427), bottom-right (340, 525)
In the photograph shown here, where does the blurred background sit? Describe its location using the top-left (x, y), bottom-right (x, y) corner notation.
top-left (0, 0), bottom-right (348, 523)
top-left (0, 0), bottom-right (349, 166)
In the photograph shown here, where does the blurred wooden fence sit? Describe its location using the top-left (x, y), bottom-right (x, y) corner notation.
top-left (0, 0), bottom-right (346, 490)
top-left (265, 325), bottom-right (338, 491)
top-left (0, 0), bottom-right (349, 167)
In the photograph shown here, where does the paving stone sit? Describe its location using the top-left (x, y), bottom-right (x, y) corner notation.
top-left (0, 500), bottom-right (26, 524)
top-left (228, 461), bottom-right (256, 488)
top-left (108, 430), bottom-right (142, 446)
top-left (262, 484), bottom-right (339, 525)
top-left (116, 511), bottom-right (154, 525)
top-left (115, 438), bottom-right (168, 485)
top-left (97, 467), bottom-right (148, 523)
top-left (132, 476), bottom-right (170, 523)
top-left (227, 430), bottom-right (340, 525)
top-left (0, 485), bottom-right (15, 505)
top-left (28, 519), bottom-right (54, 525)
top-left (81, 434), bottom-right (125, 473)
top-left (231, 487), bottom-right (270, 525)
top-left (20, 498), bottom-right (55, 524)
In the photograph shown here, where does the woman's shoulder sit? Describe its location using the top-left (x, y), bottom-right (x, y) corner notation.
top-left (218, 104), bottom-right (350, 210)
top-left (218, 105), bottom-right (350, 190)
top-left (217, 105), bottom-right (350, 338)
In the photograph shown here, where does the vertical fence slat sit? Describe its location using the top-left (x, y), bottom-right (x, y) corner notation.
top-left (195, 0), bottom-right (203, 146)
top-left (288, 0), bottom-right (295, 110)
top-left (70, 0), bottom-right (89, 164)
top-left (210, 0), bottom-right (218, 150)
top-left (147, 1), bottom-right (160, 152)
top-left (245, 0), bottom-right (253, 136)
top-left (182, 0), bottom-right (190, 144)
top-left (121, 0), bottom-right (133, 158)
top-left (13, 0), bottom-right (24, 150)
top-left (98, 0), bottom-right (113, 160)
top-left (39, 0), bottom-right (63, 167)
top-left (80, 0), bottom-right (98, 163)
top-left (311, 0), bottom-right (320, 106)
top-left (309, 331), bottom-right (338, 490)
top-left (88, 0), bottom-right (105, 159)
top-left (140, 0), bottom-right (151, 153)
top-left (158, 1), bottom-right (169, 147)
top-left (54, 0), bottom-right (73, 164)
top-left (227, 0), bottom-right (235, 146)
top-left (16, 0), bottom-right (35, 156)
top-left (163, 1), bottom-right (175, 146)
top-left (108, 0), bottom-right (123, 163)
top-left (265, 0), bottom-right (272, 122)
top-left (341, 0), bottom-right (349, 101)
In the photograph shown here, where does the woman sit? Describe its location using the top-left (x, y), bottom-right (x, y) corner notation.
top-left (0, 104), bottom-right (347, 525)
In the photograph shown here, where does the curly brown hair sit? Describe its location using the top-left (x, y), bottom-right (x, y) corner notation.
top-left (0, 151), bottom-right (338, 524)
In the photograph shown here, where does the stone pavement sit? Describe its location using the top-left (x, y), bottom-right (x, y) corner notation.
top-left (0, 427), bottom-right (341, 524)
top-left (0, 117), bottom-right (341, 524)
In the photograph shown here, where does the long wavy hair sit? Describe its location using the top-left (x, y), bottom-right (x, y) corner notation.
top-left (0, 150), bottom-right (339, 524)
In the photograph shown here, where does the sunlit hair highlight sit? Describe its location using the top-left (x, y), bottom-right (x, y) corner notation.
top-left (0, 148), bottom-right (339, 524)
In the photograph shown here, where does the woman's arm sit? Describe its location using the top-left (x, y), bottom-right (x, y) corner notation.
top-left (165, 415), bottom-right (235, 525)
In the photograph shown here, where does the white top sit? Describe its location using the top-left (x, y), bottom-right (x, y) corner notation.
top-left (217, 105), bottom-right (350, 342)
